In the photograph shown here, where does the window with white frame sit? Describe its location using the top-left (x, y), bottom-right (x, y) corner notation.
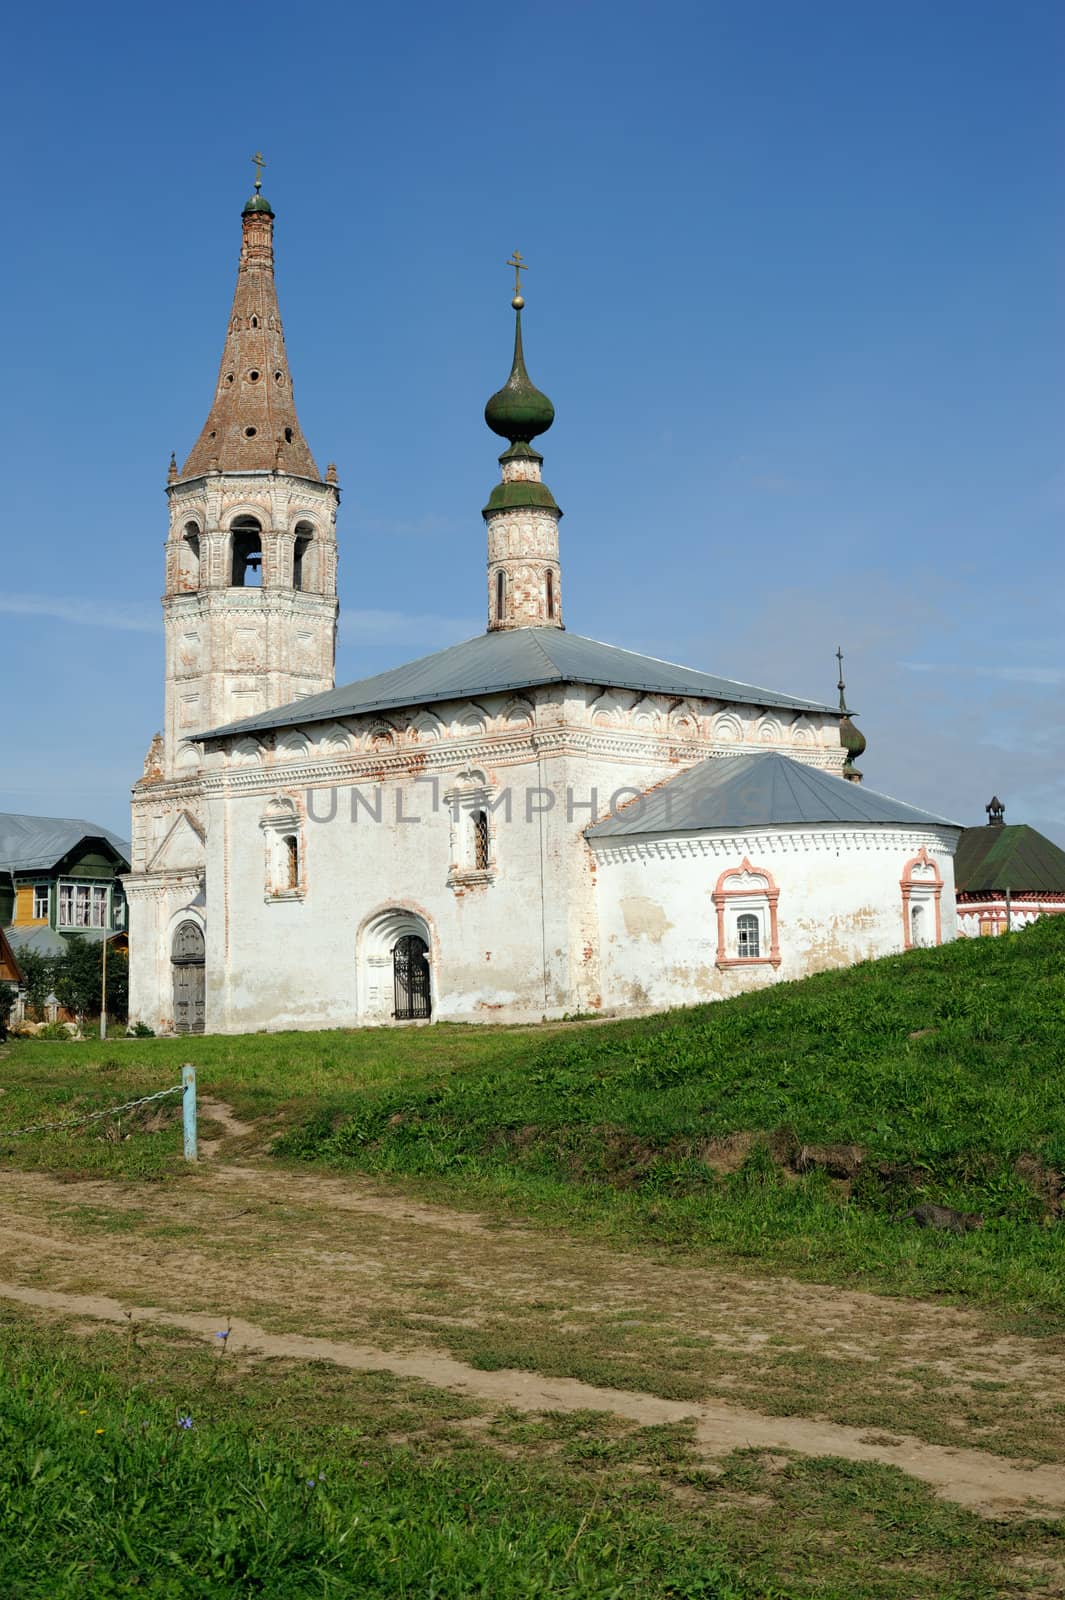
top-left (446, 771), bottom-right (497, 887)
top-left (712, 858), bottom-right (781, 969)
top-left (736, 912), bottom-right (761, 958)
top-left (57, 882), bottom-right (110, 929)
top-left (32, 885), bottom-right (49, 920)
top-left (260, 796), bottom-right (305, 898)
top-left (900, 847), bottom-right (943, 950)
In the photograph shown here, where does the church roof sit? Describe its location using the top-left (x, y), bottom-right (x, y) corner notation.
top-left (198, 629), bottom-right (839, 741)
top-left (586, 752), bottom-right (959, 837)
top-left (0, 814), bottom-right (130, 874)
top-left (953, 823), bottom-right (1065, 893)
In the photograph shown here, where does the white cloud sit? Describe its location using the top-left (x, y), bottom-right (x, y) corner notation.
top-left (0, 593), bottom-right (157, 634)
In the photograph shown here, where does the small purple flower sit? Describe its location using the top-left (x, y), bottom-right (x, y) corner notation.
top-left (307, 1478), bottom-right (317, 1488)
top-left (214, 1330), bottom-right (229, 1341)
top-left (177, 1415), bottom-right (193, 1430)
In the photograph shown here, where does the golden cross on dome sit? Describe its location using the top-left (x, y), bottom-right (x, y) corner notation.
top-left (507, 249), bottom-right (528, 298)
top-left (251, 151), bottom-right (266, 193)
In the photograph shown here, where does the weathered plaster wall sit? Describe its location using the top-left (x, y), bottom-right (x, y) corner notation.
top-left (591, 825), bottom-right (959, 1013)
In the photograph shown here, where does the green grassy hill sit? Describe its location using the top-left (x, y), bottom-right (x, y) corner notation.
top-left (4, 918), bottom-right (1064, 1319)
top-left (278, 917), bottom-right (1065, 1320)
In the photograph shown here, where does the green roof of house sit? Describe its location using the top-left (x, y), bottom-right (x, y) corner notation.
top-left (953, 823), bottom-right (1065, 893)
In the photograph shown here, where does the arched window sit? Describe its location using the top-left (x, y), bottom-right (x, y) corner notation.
top-left (445, 770), bottom-right (497, 887)
top-left (900, 848), bottom-right (944, 950)
top-left (260, 796), bottom-right (304, 897)
top-left (713, 859), bottom-right (781, 969)
top-left (230, 516), bottom-right (263, 587)
top-left (472, 808), bottom-right (490, 871)
top-left (293, 521), bottom-right (315, 592)
top-left (545, 568), bottom-right (555, 619)
top-left (495, 569), bottom-right (505, 623)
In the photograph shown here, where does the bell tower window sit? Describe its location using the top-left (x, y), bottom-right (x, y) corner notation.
top-left (545, 568), bottom-right (554, 619)
top-left (177, 523), bottom-right (201, 591)
top-left (293, 523), bottom-right (315, 592)
top-left (496, 570), bottom-right (505, 624)
top-left (230, 516), bottom-right (263, 587)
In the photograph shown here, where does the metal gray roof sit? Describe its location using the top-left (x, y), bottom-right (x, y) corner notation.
top-left (198, 629), bottom-right (838, 741)
top-left (0, 813), bottom-right (130, 874)
top-left (586, 752), bottom-right (961, 838)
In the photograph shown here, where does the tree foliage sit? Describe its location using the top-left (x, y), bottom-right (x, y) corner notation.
top-left (49, 937), bottom-right (128, 1022)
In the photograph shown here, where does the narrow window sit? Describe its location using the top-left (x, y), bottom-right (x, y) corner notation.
top-left (545, 568), bottom-right (554, 619)
top-left (495, 569), bottom-right (505, 623)
top-left (293, 524), bottom-right (314, 592)
top-left (736, 913), bottom-right (760, 958)
top-left (283, 834), bottom-right (299, 889)
top-left (180, 523), bottom-right (201, 590)
top-left (32, 885), bottom-right (49, 919)
top-left (472, 809), bottom-right (490, 872)
top-left (59, 883), bottom-right (74, 925)
top-left (910, 904), bottom-right (925, 948)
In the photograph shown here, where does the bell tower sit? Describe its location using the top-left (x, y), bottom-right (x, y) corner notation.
top-left (482, 253), bottom-right (563, 632)
top-left (161, 166), bottom-right (339, 778)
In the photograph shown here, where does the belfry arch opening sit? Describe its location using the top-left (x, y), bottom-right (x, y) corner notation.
top-left (230, 516), bottom-right (263, 587)
top-left (177, 523), bottom-right (201, 591)
top-left (293, 522), bottom-right (315, 592)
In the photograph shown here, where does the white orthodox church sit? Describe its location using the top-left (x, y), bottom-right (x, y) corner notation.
top-left (125, 181), bottom-right (961, 1035)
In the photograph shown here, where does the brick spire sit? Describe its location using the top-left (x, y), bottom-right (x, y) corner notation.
top-left (181, 185), bottom-right (320, 480)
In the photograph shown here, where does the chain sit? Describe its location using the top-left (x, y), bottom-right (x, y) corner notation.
top-left (0, 1084), bottom-right (185, 1139)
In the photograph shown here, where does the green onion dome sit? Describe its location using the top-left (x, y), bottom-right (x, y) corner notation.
top-left (840, 714), bottom-right (867, 764)
top-left (242, 194), bottom-right (274, 217)
top-left (485, 309), bottom-right (555, 444)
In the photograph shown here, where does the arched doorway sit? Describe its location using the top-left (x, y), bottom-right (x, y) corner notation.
top-left (359, 908), bottom-right (434, 1023)
top-left (172, 921), bottom-right (205, 1035)
top-left (394, 934), bottom-right (431, 1020)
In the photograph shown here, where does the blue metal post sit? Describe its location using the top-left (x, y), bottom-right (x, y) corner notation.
top-left (182, 1065), bottom-right (197, 1161)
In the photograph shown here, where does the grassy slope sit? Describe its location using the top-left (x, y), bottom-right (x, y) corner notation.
top-left (4, 1306), bottom-right (1060, 1600)
top-left (276, 917), bottom-right (1065, 1320)
top-left (3, 918), bottom-right (1064, 1316)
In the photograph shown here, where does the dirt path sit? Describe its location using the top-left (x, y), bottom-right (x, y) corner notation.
top-left (1, 1155), bottom-right (1063, 1519)
top-left (2, 1277), bottom-right (1062, 1517)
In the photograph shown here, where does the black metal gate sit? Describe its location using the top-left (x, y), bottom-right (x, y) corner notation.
top-left (393, 934), bottom-right (431, 1020)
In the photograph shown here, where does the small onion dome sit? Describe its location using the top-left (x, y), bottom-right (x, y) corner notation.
top-left (840, 714), bottom-right (866, 766)
top-left (485, 310), bottom-right (555, 444)
top-left (242, 194), bottom-right (275, 217)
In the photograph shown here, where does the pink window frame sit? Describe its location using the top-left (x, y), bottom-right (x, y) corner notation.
top-left (713, 857), bottom-right (781, 969)
top-left (900, 846), bottom-right (943, 949)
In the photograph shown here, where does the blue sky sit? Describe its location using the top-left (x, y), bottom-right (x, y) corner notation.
top-left (2, 0), bottom-right (1062, 844)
